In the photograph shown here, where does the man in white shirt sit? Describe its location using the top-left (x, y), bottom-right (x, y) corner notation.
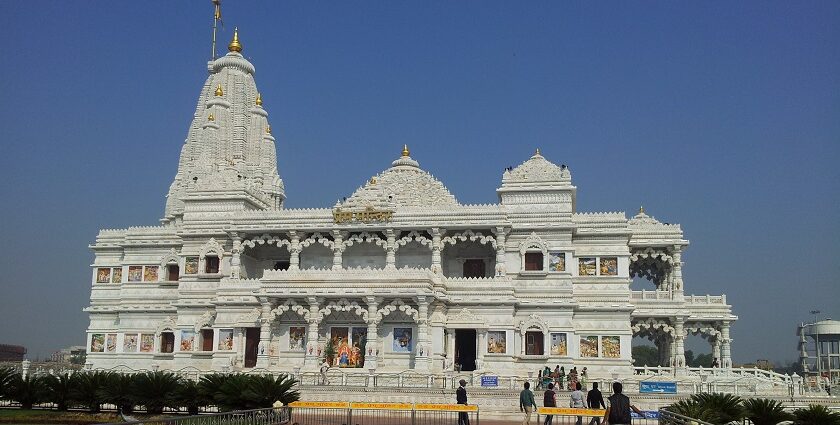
top-left (569, 382), bottom-right (585, 425)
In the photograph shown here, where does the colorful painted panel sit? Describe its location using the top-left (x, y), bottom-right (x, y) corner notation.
top-left (96, 268), bottom-right (111, 283)
top-left (548, 252), bottom-right (565, 272)
top-left (602, 336), bottom-right (621, 358)
top-left (330, 327), bottom-right (350, 367)
top-left (128, 266), bottom-right (142, 282)
top-left (289, 326), bottom-right (305, 351)
top-left (393, 327), bottom-right (412, 353)
top-left (184, 257), bottom-right (199, 275)
top-left (550, 333), bottom-right (568, 356)
top-left (600, 257), bottom-right (618, 276)
top-left (140, 334), bottom-right (154, 352)
top-left (578, 258), bottom-right (596, 276)
top-left (90, 334), bottom-right (105, 353)
top-left (487, 331), bottom-right (506, 354)
top-left (106, 334), bottom-right (117, 353)
top-left (218, 329), bottom-right (234, 351)
top-left (123, 334), bottom-right (138, 352)
top-left (350, 327), bottom-right (367, 367)
top-left (180, 330), bottom-right (195, 351)
top-left (580, 336), bottom-right (599, 358)
top-left (111, 268), bottom-right (122, 283)
top-left (144, 266), bottom-right (159, 282)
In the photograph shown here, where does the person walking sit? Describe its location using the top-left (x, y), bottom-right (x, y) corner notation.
top-left (543, 383), bottom-right (557, 425)
top-left (319, 360), bottom-right (330, 385)
top-left (457, 379), bottom-right (470, 425)
top-left (519, 382), bottom-right (538, 425)
top-left (586, 382), bottom-right (606, 425)
top-left (603, 382), bottom-right (643, 425)
top-left (570, 382), bottom-right (585, 425)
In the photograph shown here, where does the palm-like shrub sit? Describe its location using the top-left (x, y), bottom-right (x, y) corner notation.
top-left (98, 373), bottom-right (135, 414)
top-left (791, 404), bottom-right (840, 425)
top-left (175, 379), bottom-right (203, 415)
top-left (667, 398), bottom-right (722, 424)
top-left (0, 367), bottom-right (16, 399)
top-left (8, 374), bottom-right (47, 409)
top-left (742, 398), bottom-right (792, 425)
top-left (131, 371), bottom-right (182, 414)
top-left (44, 372), bottom-right (77, 410)
top-left (691, 393), bottom-right (744, 424)
top-left (71, 371), bottom-right (111, 412)
top-left (198, 373), bottom-right (228, 406)
top-left (214, 374), bottom-right (254, 411)
top-left (242, 374), bottom-right (300, 408)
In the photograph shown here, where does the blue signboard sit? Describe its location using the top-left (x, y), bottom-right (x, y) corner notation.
top-left (632, 411), bottom-right (660, 419)
top-left (639, 381), bottom-right (677, 394)
top-left (480, 376), bottom-right (499, 387)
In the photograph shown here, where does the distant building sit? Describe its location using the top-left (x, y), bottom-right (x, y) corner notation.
top-left (0, 344), bottom-right (27, 362)
top-left (799, 319), bottom-right (840, 384)
top-left (50, 346), bottom-right (86, 363)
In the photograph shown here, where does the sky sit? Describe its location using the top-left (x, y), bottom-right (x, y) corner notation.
top-left (0, 1), bottom-right (838, 365)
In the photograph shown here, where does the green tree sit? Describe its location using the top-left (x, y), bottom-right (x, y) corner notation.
top-left (131, 371), bottom-right (182, 414)
top-left (324, 338), bottom-right (336, 366)
top-left (631, 345), bottom-right (659, 366)
top-left (791, 404), bottom-right (840, 425)
top-left (8, 374), bottom-right (47, 409)
top-left (0, 367), bottom-right (16, 399)
top-left (197, 373), bottom-right (228, 407)
top-left (99, 373), bottom-right (136, 414)
top-left (242, 374), bottom-right (300, 407)
top-left (175, 379), bottom-right (203, 415)
top-left (691, 393), bottom-right (744, 424)
top-left (691, 353), bottom-right (713, 367)
top-left (742, 398), bottom-right (793, 425)
top-left (44, 372), bottom-right (77, 411)
top-left (70, 371), bottom-right (111, 413)
top-left (214, 374), bottom-right (254, 411)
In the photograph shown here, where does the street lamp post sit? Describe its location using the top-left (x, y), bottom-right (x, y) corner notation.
top-left (810, 310), bottom-right (821, 381)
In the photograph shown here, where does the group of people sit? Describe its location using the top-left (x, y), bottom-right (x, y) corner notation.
top-left (457, 377), bottom-right (642, 425)
top-left (536, 365), bottom-right (588, 391)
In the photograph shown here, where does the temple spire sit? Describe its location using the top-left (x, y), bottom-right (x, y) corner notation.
top-left (228, 27), bottom-right (242, 53)
top-left (211, 0), bottom-right (222, 59)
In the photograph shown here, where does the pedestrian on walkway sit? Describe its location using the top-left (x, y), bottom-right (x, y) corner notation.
top-left (519, 382), bottom-right (538, 425)
top-left (543, 383), bottom-right (557, 425)
top-left (586, 382), bottom-right (606, 425)
top-left (319, 360), bottom-right (330, 385)
top-left (457, 379), bottom-right (470, 425)
top-left (603, 383), bottom-right (643, 425)
top-left (570, 382), bottom-right (585, 425)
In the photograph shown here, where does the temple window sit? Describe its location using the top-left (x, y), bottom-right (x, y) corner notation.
top-left (160, 332), bottom-right (175, 353)
top-left (201, 329), bottom-right (214, 351)
top-left (463, 259), bottom-right (486, 278)
top-left (525, 330), bottom-right (544, 355)
top-left (524, 252), bottom-right (544, 271)
top-left (167, 264), bottom-right (180, 281)
top-left (205, 256), bottom-right (220, 274)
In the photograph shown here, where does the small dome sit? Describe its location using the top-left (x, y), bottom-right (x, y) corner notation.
top-left (340, 148), bottom-right (458, 209)
top-left (502, 150), bottom-right (571, 184)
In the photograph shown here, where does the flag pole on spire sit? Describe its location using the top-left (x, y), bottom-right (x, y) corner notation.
top-left (211, 0), bottom-right (223, 60)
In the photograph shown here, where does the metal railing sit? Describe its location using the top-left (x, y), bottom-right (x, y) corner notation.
top-left (286, 402), bottom-right (479, 425)
top-left (658, 408), bottom-right (716, 425)
top-left (99, 407), bottom-right (290, 425)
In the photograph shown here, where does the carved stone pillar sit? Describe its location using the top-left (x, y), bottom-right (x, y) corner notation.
top-left (431, 228), bottom-right (442, 274)
top-left (257, 301), bottom-right (272, 368)
top-left (364, 296), bottom-right (380, 369)
top-left (721, 321), bottom-right (732, 368)
top-left (332, 230), bottom-right (344, 270)
top-left (304, 297), bottom-right (322, 370)
top-left (712, 336), bottom-right (721, 365)
top-left (230, 233), bottom-right (242, 279)
top-left (494, 227), bottom-right (507, 276)
top-left (415, 296), bottom-right (431, 371)
top-left (476, 330), bottom-right (486, 371)
top-left (672, 247), bottom-right (684, 296)
top-left (385, 229), bottom-right (396, 269)
top-left (446, 329), bottom-right (456, 371)
top-left (674, 317), bottom-right (686, 369)
top-left (289, 231), bottom-right (301, 271)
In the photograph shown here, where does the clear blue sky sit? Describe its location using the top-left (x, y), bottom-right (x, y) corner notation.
top-left (0, 1), bottom-right (837, 364)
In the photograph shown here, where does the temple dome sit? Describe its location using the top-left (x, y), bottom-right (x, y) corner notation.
top-left (339, 148), bottom-right (458, 209)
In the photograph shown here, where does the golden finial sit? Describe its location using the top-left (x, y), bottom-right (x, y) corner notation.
top-left (639, 205), bottom-right (645, 214)
top-left (401, 144), bottom-right (410, 157)
top-left (369, 177), bottom-right (377, 185)
top-left (266, 124), bottom-right (271, 134)
top-left (215, 84), bottom-right (224, 96)
top-left (228, 27), bottom-right (243, 52)
top-left (208, 113), bottom-right (215, 121)
top-left (535, 148), bottom-right (541, 156)
top-left (256, 92), bottom-right (263, 106)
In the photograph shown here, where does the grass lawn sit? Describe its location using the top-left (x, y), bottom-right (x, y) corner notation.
top-left (0, 409), bottom-right (122, 424)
